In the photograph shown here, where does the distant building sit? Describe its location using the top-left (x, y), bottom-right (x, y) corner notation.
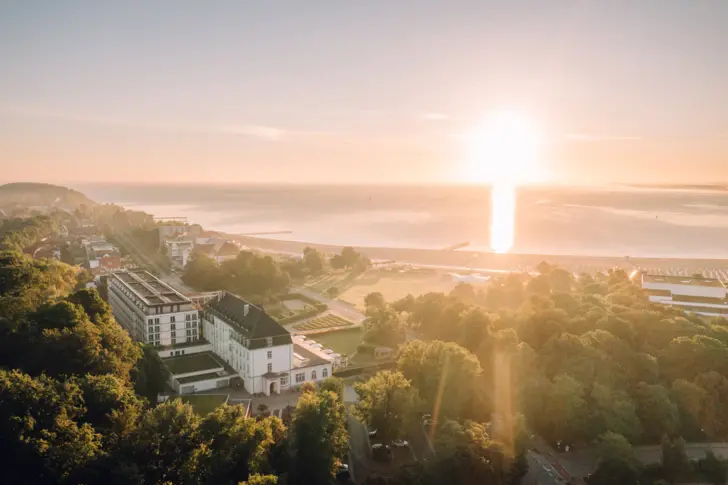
top-left (82, 236), bottom-right (120, 269)
top-left (107, 269), bottom-right (201, 345)
top-left (193, 238), bottom-right (241, 264)
top-left (641, 273), bottom-right (728, 317)
top-left (158, 223), bottom-right (202, 245)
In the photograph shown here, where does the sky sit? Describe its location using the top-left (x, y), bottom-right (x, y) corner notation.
top-left (1, 0), bottom-right (727, 185)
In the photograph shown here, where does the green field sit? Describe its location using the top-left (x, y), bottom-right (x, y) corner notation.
top-left (179, 394), bottom-right (229, 415)
top-left (293, 314), bottom-right (354, 331)
top-left (307, 328), bottom-right (363, 358)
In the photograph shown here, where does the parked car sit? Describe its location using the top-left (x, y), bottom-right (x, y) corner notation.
top-left (371, 443), bottom-right (393, 462)
top-left (368, 428), bottom-right (378, 437)
top-left (391, 439), bottom-right (409, 448)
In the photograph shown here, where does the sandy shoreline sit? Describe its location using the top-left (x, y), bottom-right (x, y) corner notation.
top-left (229, 235), bottom-right (728, 276)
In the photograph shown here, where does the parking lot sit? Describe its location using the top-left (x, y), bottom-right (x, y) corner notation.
top-left (347, 413), bottom-right (433, 483)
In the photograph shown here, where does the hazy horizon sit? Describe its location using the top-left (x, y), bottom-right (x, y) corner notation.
top-left (2, 1), bottom-right (728, 185)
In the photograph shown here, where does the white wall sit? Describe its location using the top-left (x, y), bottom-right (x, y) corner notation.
top-left (156, 342), bottom-right (212, 359)
top-left (643, 281), bottom-right (726, 299)
top-left (177, 376), bottom-right (230, 394)
top-left (290, 363), bottom-right (333, 387)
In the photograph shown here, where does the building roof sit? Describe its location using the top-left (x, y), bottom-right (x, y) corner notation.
top-left (216, 241), bottom-right (240, 257)
top-left (292, 343), bottom-right (330, 368)
top-left (111, 269), bottom-right (192, 307)
top-left (206, 292), bottom-right (292, 349)
top-left (163, 351), bottom-right (225, 376)
top-left (642, 273), bottom-right (726, 288)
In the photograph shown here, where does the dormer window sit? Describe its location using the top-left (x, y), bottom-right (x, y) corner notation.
top-left (266, 337), bottom-right (273, 347)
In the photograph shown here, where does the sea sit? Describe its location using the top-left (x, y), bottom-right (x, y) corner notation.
top-left (75, 184), bottom-right (728, 260)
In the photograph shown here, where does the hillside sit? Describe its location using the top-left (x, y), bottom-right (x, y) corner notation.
top-left (0, 182), bottom-right (96, 210)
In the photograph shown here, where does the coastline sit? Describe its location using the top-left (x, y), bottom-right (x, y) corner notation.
top-left (229, 234), bottom-right (728, 275)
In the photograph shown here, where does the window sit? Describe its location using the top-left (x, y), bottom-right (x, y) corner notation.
top-left (171, 338), bottom-right (176, 345)
top-left (266, 337), bottom-right (273, 347)
top-left (155, 325), bottom-right (160, 333)
top-left (311, 370), bottom-right (317, 380)
top-left (295, 373), bottom-right (305, 383)
top-left (268, 363), bottom-right (273, 373)
top-left (185, 314), bottom-right (191, 321)
top-left (154, 318), bottom-right (160, 325)
top-left (281, 375), bottom-right (289, 386)
top-left (322, 368), bottom-right (328, 378)
top-left (267, 351), bottom-right (272, 359)
top-left (171, 331), bottom-right (176, 338)
top-left (171, 323), bottom-right (176, 330)
top-left (186, 321), bottom-right (191, 328)
top-left (170, 316), bottom-right (175, 323)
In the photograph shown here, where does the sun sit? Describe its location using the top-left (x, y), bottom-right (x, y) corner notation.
top-left (464, 111), bottom-right (543, 185)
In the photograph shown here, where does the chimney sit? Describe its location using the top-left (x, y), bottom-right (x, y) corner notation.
top-left (244, 304), bottom-right (249, 317)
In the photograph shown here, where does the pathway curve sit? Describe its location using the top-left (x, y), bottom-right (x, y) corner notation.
top-left (292, 286), bottom-right (367, 324)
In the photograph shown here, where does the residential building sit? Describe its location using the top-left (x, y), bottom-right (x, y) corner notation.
top-left (164, 235), bottom-right (196, 268)
top-left (202, 292), bottom-right (334, 395)
top-left (641, 273), bottom-right (728, 317)
top-left (158, 223), bottom-right (202, 245)
top-left (107, 269), bottom-right (201, 345)
top-left (81, 236), bottom-right (121, 270)
top-left (193, 238), bottom-right (241, 264)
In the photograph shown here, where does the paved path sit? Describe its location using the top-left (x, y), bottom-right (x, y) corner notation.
top-left (292, 286), bottom-right (367, 324)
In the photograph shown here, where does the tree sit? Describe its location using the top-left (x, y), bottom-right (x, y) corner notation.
top-left (119, 399), bottom-right (201, 485)
top-left (541, 374), bottom-right (588, 444)
top-left (661, 435), bottom-right (692, 482)
top-left (0, 370), bottom-right (103, 485)
top-left (182, 406), bottom-right (285, 485)
top-left (364, 308), bottom-right (406, 348)
top-left (290, 389), bottom-right (348, 485)
top-left (633, 383), bottom-right (680, 442)
top-left (302, 247), bottom-right (326, 275)
top-left (427, 420), bottom-right (514, 485)
top-left (319, 376), bottom-right (345, 402)
top-left (131, 344), bottom-right (169, 404)
top-left (240, 475), bottom-right (278, 485)
top-left (354, 371), bottom-right (419, 444)
top-left (364, 292), bottom-right (387, 312)
top-left (398, 340), bottom-right (482, 419)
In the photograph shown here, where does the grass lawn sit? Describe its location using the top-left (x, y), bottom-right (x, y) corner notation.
top-left (307, 328), bottom-right (363, 358)
top-left (163, 352), bottom-right (224, 375)
top-left (179, 394), bottom-right (229, 416)
top-left (293, 314), bottom-right (354, 331)
top-left (282, 299), bottom-right (308, 311)
top-left (340, 273), bottom-right (458, 309)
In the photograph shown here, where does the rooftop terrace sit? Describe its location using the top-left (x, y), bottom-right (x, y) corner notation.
top-left (112, 269), bottom-right (191, 306)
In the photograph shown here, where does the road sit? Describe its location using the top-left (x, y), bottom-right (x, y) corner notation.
top-left (523, 452), bottom-right (568, 485)
top-left (292, 286), bottom-right (367, 324)
top-left (554, 442), bottom-right (728, 480)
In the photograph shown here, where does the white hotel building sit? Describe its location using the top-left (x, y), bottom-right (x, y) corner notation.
top-left (108, 270), bottom-right (335, 396)
top-left (641, 273), bottom-right (728, 317)
top-left (107, 269), bottom-right (201, 346)
top-left (202, 292), bottom-right (334, 395)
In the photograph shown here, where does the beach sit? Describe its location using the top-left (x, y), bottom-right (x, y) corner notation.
top-left (232, 234), bottom-right (728, 279)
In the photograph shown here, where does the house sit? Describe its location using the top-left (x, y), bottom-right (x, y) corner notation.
top-left (202, 292), bottom-right (334, 396)
top-left (192, 238), bottom-right (241, 264)
top-left (641, 273), bottom-right (728, 317)
top-left (164, 235), bottom-right (196, 268)
top-left (158, 223), bottom-right (202, 245)
top-left (82, 236), bottom-right (120, 269)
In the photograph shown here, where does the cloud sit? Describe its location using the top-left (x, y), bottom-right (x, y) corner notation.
top-left (218, 124), bottom-right (284, 140)
top-left (420, 112), bottom-right (449, 121)
top-left (564, 133), bottom-right (642, 142)
top-left (0, 105), bottom-right (286, 141)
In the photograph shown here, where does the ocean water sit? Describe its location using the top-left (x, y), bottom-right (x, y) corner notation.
top-left (76, 184), bottom-right (728, 259)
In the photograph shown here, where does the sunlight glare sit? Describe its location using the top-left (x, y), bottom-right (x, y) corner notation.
top-left (466, 111), bottom-right (542, 253)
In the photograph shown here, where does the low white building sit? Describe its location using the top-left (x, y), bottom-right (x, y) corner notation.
top-left (202, 292), bottom-right (334, 396)
top-left (107, 269), bottom-right (202, 346)
top-left (641, 273), bottom-right (728, 317)
top-left (163, 351), bottom-right (234, 395)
